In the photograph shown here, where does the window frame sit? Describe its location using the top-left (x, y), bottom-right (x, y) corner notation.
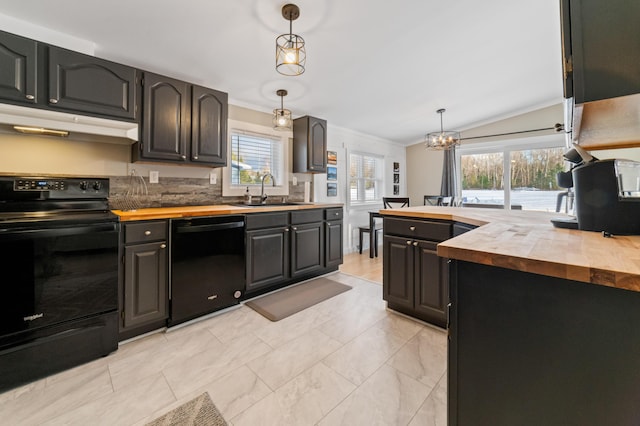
top-left (457, 134), bottom-right (566, 209)
top-left (348, 151), bottom-right (384, 206)
top-left (222, 119), bottom-right (290, 197)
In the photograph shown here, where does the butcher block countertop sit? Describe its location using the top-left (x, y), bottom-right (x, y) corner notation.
top-left (379, 206), bottom-right (640, 292)
top-left (112, 202), bottom-right (343, 222)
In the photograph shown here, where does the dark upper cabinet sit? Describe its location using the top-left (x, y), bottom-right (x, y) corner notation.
top-left (561, 0), bottom-right (640, 103)
top-left (0, 30), bottom-right (137, 121)
top-left (48, 47), bottom-right (137, 120)
top-left (191, 85), bottom-right (227, 166)
top-left (139, 72), bottom-right (190, 162)
top-left (135, 72), bottom-right (228, 167)
top-left (0, 31), bottom-right (37, 104)
top-left (293, 115), bottom-right (327, 173)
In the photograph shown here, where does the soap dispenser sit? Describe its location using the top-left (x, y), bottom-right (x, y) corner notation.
top-left (244, 187), bottom-right (252, 205)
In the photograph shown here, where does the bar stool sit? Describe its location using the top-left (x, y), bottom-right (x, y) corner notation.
top-left (358, 223), bottom-right (383, 256)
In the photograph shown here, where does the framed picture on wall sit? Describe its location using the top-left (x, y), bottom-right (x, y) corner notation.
top-left (327, 151), bottom-right (337, 165)
top-left (393, 173), bottom-right (399, 184)
top-left (327, 166), bottom-right (337, 181)
top-left (393, 185), bottom-right (399, 195)
top-left (393, 162), bottom-right (399, 173)
top-left (327, 182), bottom-right (337, 196)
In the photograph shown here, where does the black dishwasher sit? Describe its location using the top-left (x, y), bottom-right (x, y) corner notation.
top-left (170, 215), bottom-right (245, 326)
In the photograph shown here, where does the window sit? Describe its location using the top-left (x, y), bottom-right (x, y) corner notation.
top-left (349, 152), bottom-right (382, 203)
top-left (230, 132), bottom-right (283, 186)
top-left (459, 135), bottom-right (565, 211)
top-left (222, 119), bottom-right (289, 197)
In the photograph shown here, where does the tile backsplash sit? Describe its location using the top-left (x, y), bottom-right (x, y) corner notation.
top-left (108, 176), bottom-right (306, 210)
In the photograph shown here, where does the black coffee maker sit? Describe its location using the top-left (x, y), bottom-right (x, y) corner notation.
top-left (572, 158), bottom-right (640, 234)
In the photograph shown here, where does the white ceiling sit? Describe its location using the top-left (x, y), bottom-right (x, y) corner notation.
top-left (0, 0), bottom-right (564, 146)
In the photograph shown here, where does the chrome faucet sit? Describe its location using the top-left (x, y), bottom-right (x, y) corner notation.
top-left (260, 173), bottom-right (276, 204)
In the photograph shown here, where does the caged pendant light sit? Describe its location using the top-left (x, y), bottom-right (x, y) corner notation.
top-left (276, 4), bottom-right (306, 76)
top-left (425, 108), bottom-right (461, 150)
top-left (273, 89), bottom-right (292, 130)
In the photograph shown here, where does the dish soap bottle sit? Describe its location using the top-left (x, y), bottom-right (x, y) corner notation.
top-left (244, 187), bottom-right (252, 205)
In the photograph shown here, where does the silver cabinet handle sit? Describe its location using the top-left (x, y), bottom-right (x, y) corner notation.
top-left (409, 226), bottom-right (416, 231)
top-left (49, 98), bottom-right (58, 104)
top-left (207, 295), bottom-right (218, 300)
top-left (284, 228), bottom-right (290, 232)
top-left (193, 156), bottom-right (198, 160)
top-left (144, 230), bottom-right (151, 236)
top-left (26, 94), bottom-right (35, 100)
top-left (335, 212), bottom-right (339, 216)
top-left (160, 243), bottom-right (166, 249)
top-left (413, 241), bottom-right (418, 246)
top-left (181, 155), bottom-right (186, 160)
top-left (406, 240), bottom-right (412, 245)
top-left (292, 226), bottom-right (298, 231)
top-left (327, 222), bottom-right (331, 226)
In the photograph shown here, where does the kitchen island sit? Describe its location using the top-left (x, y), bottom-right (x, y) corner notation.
top-left (380, 206), bottom-right (640, 426)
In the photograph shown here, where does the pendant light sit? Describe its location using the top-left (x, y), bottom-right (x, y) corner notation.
top-left (425, 108), bottom-right (461, 150)
top-left (273, 89), bottom-right (292, 131)
top-left (276, 4), bottom-right (306, 76)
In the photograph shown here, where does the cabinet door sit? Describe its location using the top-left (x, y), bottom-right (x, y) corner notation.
top-left (123, 241), bottom-right (168, 329)
top-left (48, 46), bottom-right (136, 119)
top-left (414, 240), bottom-right (449, 327)
top-left (567, 0), bottom-right (640, 103)
top-left (246, 227), bottom-right (290, 292)
top-left (325, 220), bottom-right (343, 268)
top-left (0, 31), bottom-right (37, 104)
top-left (141, 72), bottom-right (189, 162)
top-left (308, 117), bottom-right (327, 172)
top-left (291, 222), bottom-right (324, 278)
top-left (191, 85), bottom-right (228, 166)
top-left (382, 234), bottom-right (414, 310)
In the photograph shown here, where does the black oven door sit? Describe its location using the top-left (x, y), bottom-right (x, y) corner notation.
top-left (0, 221), bottom-right (119, 340)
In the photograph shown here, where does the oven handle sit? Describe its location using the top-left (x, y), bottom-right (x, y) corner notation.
top-left (174, 221), bottom-right (244, 234)
top-left (0, 222), bottom-right (119, 241)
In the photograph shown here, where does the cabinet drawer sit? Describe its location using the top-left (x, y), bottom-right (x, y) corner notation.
top-left (245, 212), bottom-right (289, 230)
top-left (124, 221), bottom-right (167, 244)
top-left (324, 208), bottom-right (343, 220)
top-left (384, 217), bottom-right (451, 241)
top-left (291, 209), bottom-right (323, 224)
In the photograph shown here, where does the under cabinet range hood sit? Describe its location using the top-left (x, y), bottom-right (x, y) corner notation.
top-left (566, 93), bottom-right (640, 150)
top-left (0, 103), bottom-right (139, 144)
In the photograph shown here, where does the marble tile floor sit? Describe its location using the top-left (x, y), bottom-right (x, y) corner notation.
top-left (0, 272), bottom-right (447, 425)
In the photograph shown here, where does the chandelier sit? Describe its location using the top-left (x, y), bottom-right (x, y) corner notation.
top-left (275, 4), bottom-right (306, 76)
top-left (425, 108), bottom-right (461, 150)
top-left (273, 89), bottom-right (292, 131)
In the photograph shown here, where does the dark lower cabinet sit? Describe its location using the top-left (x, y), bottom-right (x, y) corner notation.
top-left (290, 209), bottom-right (324, 278)
top-left (0, 30), bottom-right (37, 104)
top-left (120, 220), bottom-right (168, 340)
top-left (245, 212), bottom-right (291, 293)
top-left (246, 226), bottom-right (290, 293)
top-left (450, 261), bottom-right (640, 426)
top-left (325, 221), bottom-right (343, 268)
top-left (245, 208), bottom-right (341, 297)
top-left (383, 217), bottom-right (451, 328)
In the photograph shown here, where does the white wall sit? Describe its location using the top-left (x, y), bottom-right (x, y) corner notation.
top-left (313, 125), bottom-right (406, 254)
